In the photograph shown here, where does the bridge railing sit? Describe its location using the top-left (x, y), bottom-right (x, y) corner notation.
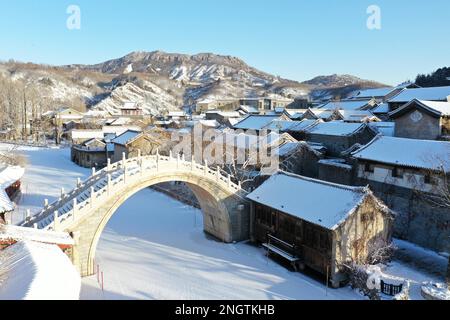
top-left (22, 151), bottom-right (247, 232)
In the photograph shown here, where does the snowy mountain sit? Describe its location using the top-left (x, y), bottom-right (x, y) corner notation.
top-left (0, 52), bottom-right (388, 115)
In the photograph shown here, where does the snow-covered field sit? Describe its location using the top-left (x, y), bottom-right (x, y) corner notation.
top-left (2, 143), bottom-right (443, 300)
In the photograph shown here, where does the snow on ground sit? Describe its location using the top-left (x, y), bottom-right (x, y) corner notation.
top-left (80, 189), bottom-right (361, 300)
top-left (0, 240), bottom-right (80, 300)
top-left (2, 143), bottom-right (443, 300)
top-left (0, 144), bottom-right (90, 225)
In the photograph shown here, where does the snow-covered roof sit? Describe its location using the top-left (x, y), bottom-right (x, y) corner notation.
top-left (263, 120), bottom-right (296, 132)
top-left (238, 105), bottom-right (260, 114)
top-left (112, 130), bottom-right (143, 146)
top-left (120, 102), bottom-right (139, 110)
top-left (0, 165), bottom-right (24, 213)
top-left (288, 119), bottom-right (321, 132)
top-left (371, 103), bottom-right (390, 114)
top-left (0, 225), bottom-right (74, 246)
top-left (71, 130), bottom-right (104, 140)
top-left (368, 122), bottom-right (395, 137)
top-left (233, 115), bottom-right (280, 131)
top-left (306, 121), bottom-right (367, 136)
top-left (350, 87), bottom-right (395, 99)
top-left (389, 99), bottom-right (450, 118)
top-left (247, 171), bottom-right (369, 230)
top-left (337, 110), bottom-right (380, 122)
top-left (351, 135), bottom-right (450, 172)
top-left (284, 109), bottom-right (308, 119)
top-left (319, 99), bottom-right (373, 111)
top-left (168, 111), bottom-right (186, 117)
top-left (0, 241), bottom-right (80, 300)
top-left (388, 86), bottom-right (450, 103)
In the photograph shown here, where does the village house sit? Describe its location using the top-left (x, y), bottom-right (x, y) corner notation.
top-left (111, 129), bottom-right (167, 163)
top-left (370, 103), bottom-right (390, 121)
top-left (0, 165), bottom-right (24, 223)
top-left (71, 138), bottom-right (112, 169)
top-left (301, 108), bottom-right (336, 122)
top-left (247, 171), bottom-right (393, 288)
top-left (387, 85), bottom-right (450, 112)
top-left (233, 115), bottom-right (281, 132)
top-left (278, 141), bottom-right (325, 178)
top-left (319, 99), bottom-right (378, 111)
top-left (239, 97), bottom-right (293, 114)
top-left (167, 111), bottom-right (188, 121)
top-left (304, 121), bottom-right (378, 157)
top-left (388, 99), bottom-right (450, 140)
top-left (205, 111), bottom-right (242, 126)
top-left (336, 110), bottom-right (381, 123)
top-left (283, 109), bottom-right (308, 120)
top-left (349, 83), bottom-right (419, 103)
top-left (42, 107), bottom-right (84, 126)
top-left (119, 102), bottom-right (143, 116)
top-left (351, 135), bottom-right (450, 252)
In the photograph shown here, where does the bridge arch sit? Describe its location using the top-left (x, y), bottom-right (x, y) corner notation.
top-left (22, 154), bottom-right (250, 276)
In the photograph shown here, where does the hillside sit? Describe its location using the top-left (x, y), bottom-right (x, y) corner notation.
top-left (0, 51), bottom-right (388, 116)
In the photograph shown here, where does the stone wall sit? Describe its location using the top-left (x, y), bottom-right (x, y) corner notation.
top-left (394, 110), bottom-right (441, 140)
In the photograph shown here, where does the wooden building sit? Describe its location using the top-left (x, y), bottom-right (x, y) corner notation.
top-left (247, 171), bottom-right (393, 287)
top-left (71, 138), bottom-right (112, 168)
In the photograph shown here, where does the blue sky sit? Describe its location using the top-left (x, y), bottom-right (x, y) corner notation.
top-left (0, 0), bottom-right (448, 85)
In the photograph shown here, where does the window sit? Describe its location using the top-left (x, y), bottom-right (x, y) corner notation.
top-left (392, 167), bottom-right (403, 178)
top-left (424, 174), bottom-right (436, 185)
top-left (364, 163), bottom-right (374, 173)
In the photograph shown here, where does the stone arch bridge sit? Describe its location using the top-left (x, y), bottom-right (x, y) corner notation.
top-left (21, 152), bottom-right (250, 276)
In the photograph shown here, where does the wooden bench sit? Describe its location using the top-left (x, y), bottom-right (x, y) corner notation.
top-left (263, 234), bottom-right (301, 270)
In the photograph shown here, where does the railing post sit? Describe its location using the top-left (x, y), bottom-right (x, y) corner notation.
top-left (216, 167), bottom-right (220, 182)
top-left (122, 152), bottom-right (126, 169)
top-left (107, 174), bottom-right (111, 195)
top-left (156, 153), bottom-right (160, 172)
top-left (107, 158), bottom-right (111, 171)
top-left (44, 198), bottom-right (49, 208)
top-left (204, 159), bottom-right (208, 175)
top-left (77, 177), bottom-right (81, 188)
top-left (90, 186), bottom-right (95, 208)
top-left (191, 156), bottom-right (195, 171)
top-left (72, 198), bottom-right (77, 220)
top-left (53, 210), bottom-right (59, 231)
top-left (92, 167), bottom-right (96, 177)
top-left (60, 188), bottom-right (65, 199)
top-left (227, 174), bottom-right (232, 188)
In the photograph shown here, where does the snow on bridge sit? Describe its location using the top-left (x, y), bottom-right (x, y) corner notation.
top-left (20, 151), bottom-right (250, 276)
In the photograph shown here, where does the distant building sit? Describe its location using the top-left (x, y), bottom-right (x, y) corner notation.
top-left (119, 102), bottom-right (143, 116)
top-left (247, 171), bottom-right (393, 287)
top-left (111, 129), bottom-right (165, 163)
top-left (71, 138), bottom-right (112, 169)
top-left (336, 110), bottom-right (381, 123)
top-left (43, 107), bottom-right (84, 125)
top-left (351, 135), bottom-right (450, 252)
top-left (319, 99), bottom-right (377, 111)
top-left (233, 115), bottom-right (281, 132)
top-left (304, 121), bottom-right (377, 156)
top-left (349, 83), bottom-right (419, 103)
top-left (389, 99), bottom-right (450, 140)
top-left (302, 108), bottom-right (337, 122)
